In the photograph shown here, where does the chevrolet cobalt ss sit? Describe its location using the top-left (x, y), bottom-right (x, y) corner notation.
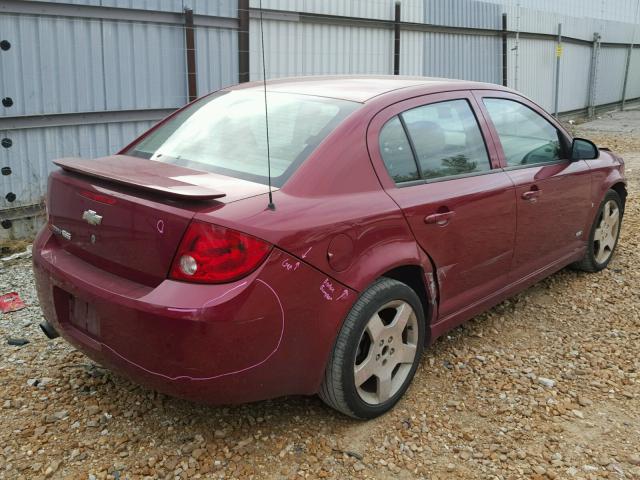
top-left (34, 76), bottom-right (626, 419)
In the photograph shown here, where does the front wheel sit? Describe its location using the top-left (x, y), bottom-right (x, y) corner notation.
top-left (319, 278), bottom-right (425, 419)
top-left (573, 189), bottom-right (623, 272)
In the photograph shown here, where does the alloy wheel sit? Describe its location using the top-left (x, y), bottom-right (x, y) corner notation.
top-left (593, 199), bottom-right (620, 264)
top-left (354, 300), bottom-right (419, 405)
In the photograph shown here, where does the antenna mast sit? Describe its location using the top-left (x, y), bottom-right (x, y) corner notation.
top-left (259, 0), bottom-right (275, 210)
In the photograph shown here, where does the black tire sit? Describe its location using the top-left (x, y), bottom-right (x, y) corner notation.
top-left (572, 189), bottom-right (623, 272)
top-left (319, 277), bottom-right (425, 419)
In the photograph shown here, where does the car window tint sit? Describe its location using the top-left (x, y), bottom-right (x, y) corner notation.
top-left (401, 99), bottom-right (491, 180)
top-left (379, 116), bottom-right (420, 184)
top-left (483, 98), bottom-right (563, 167)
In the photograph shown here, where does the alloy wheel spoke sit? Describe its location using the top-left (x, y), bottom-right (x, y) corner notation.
top-left (607, 206), bottom-right (620, 226)
top-left (366, 313), bottom-right (386, 342)
top-left (602, 235), bottom-right (614, 251)
top-left (377, 370), bottom-right (393, 403)
top-left (391, 303), bottom-right (412, 335)
top-left (354, 355), bottom-right (376, 387)
top-left (396, 343), bottom-right (417, 364)
top-left (594, 227), bottom-right (604, 242)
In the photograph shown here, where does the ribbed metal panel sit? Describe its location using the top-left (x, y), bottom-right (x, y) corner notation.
top-left (557, 43), bottom-right (592, 112)
top-left (99, 0), bottom-right (181, 12)
top-left (0, 14), bottom-right (187, 117)
top-left (249, 19), bottom-right (393, 79)
top-left (627, 49), bottom-right (640, 100)
top-left (401, 0), bottom-right (425, 24)
top-left (507, 37), bottom-right (555, 111)
top-left (248, 0), bottom-right (424, 23)
top-left (595, 46), bottom-right (628, 105)
top-left (503, 5), bottom-right (596, 41)
top-left (102, 20), bottom-right (188, 110)
top-left (425, 0), bottom-right (502, 30)
top-left (496, 0), bottom-right (640, 25)
top-left (189, 0), bottom-right (237, 18)
top-left (423, 33), bottom-right (501, 84)
top-left (400, 30), bottom-right (425, 76)
top-left (0, 121), bottom-right (155, 210)
top-left (0, 14), bottom-right (106, 117)
top-left (196, 26), bottom-right (239, 93)
top-left (45, 0), bottom-right (238, 17)
top-left (505, 2), bottom-right (637, 43)
top-left (249, 0), bottom-right (395, 20)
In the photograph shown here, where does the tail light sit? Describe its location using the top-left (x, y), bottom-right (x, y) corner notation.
top-left (169, 221), bottom-right (272, 283)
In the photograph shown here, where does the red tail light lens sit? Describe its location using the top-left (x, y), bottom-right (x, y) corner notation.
top-left (169, 221), bottom-right (272, 283)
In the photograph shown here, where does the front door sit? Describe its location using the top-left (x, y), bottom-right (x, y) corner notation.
top-left (475, 92), bottom-right (593, 279)
top-left (367, 92), bottom-right (516, 322)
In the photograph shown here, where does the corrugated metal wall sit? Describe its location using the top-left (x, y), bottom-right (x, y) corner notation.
top-left (424, 0), bottom-right (502, 30)
top-left (1, 0), bottom-right (639, 224)
top-left (596, 47), bottom-right (630, 106)
top-left (48, 0), bottom-right (238, 17)
top-left (507, 0), bottom-right (639, 23)
top-left (249, 18), bottom-right (393, 79)
top-left (0, 121), bottom-right (154, 210)
top-left (400, 30), bottom-right (424, 76)
top-left (507, 37), bottom-right (556, 111)
top-left (0, 1), bottom-right (238, 214)
top-left (422, 33), bottom-right (501, 84)
top-left (628, 48), bottom-right (640, 100)
top-left (558, 44), bottom-right (593, 112)
top-left (249, 0), bottom-right (395, 21)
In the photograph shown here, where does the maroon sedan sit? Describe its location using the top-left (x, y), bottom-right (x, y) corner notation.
top-left (33, 76), bottom-right (626, 419)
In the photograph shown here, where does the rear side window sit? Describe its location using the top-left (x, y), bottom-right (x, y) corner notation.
top-left (128, 91), bottom-right (359, 187)
top-left (402, 99), bottom-right (491, 180)
top-left (379, 117), bottom-right (420, 183)
top-left (483, 98), bottom-right (563, 167)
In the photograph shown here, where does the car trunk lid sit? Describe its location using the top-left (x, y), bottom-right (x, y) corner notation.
top-left (47, 155), bottom-right (271, 286)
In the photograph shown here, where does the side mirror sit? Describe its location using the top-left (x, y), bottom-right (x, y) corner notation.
top-left (571, 138), bottom-right (599, 160)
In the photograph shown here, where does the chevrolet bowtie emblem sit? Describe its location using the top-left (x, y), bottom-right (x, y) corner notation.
top-left (82, 209), bottom-right (103, 226)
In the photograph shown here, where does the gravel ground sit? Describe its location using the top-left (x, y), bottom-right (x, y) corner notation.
top-left (1, 108), bottom-right (639, 480)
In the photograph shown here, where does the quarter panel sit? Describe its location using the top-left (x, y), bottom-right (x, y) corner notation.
top-left (194, 190), bottom-right (425, 294)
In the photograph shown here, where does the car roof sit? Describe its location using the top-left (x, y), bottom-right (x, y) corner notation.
top-left (226, 75), bottom-right (509, 103)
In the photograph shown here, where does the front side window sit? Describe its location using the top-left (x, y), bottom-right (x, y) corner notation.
top-left (128, 91), bottom-right (359, 187)
top-left (483, 98), bottom-right (563, 167)
top-left (401, 99), bottom-right (492, 180)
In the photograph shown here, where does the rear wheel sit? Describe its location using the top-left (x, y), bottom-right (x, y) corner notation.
top-left (573, 190), bottom-right (622, 272)
top-left (319, 278), bottom-right (425, 419)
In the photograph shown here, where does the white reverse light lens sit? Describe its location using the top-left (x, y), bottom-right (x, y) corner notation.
top-left (179, 255), bottom-right (198, 276)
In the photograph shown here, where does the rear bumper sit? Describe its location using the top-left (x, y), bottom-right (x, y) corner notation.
top-left (33, 228), bottom-right (356, 404)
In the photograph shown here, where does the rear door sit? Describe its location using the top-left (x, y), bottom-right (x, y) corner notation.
top-left (474, 91), bottom-right (592, 279)
top-left (367, 91), bottom-right (516, 321)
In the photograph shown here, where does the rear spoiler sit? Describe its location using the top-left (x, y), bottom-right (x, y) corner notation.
top-left (54, 155), bottom-right (226, 201)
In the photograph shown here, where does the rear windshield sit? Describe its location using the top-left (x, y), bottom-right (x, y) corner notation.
top-left (128, 90), bottom-right (359, 187)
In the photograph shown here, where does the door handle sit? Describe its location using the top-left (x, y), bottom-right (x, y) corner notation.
top-left (425, 211), bottom-right (455, 226)
top-left (521, 189), bottom-right (541, 201)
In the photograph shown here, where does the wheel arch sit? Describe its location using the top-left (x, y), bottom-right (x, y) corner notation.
top-left (610, 181), bottom-right (627, 213)
top-left (380, 263), bottom-right (436, 345)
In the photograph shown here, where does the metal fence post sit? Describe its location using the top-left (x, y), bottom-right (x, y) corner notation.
top-left (394, 2), bottom-right (401, 75)
top-left (621, 43), bottom-right (633, 110)
top-left (501, 13), bottom-right (508, 87)
top-left (553, 23), bottom-right (562, 117)
top-left (587, 32), bottom-right (601, 118)
top-left (184, 8), bottom-right (198, 102)
top-left (183, 8), bottom-right (198, 102)
top-left (238, 0), bottom-right (250, 83)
